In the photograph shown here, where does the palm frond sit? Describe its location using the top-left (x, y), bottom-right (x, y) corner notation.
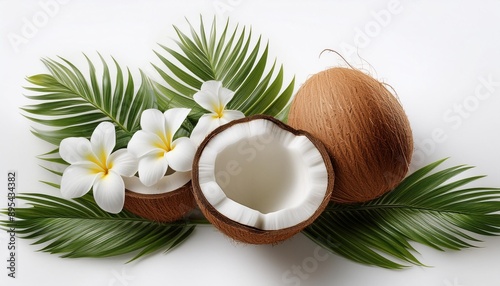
top-left (0, 193), bottom-right (194, 262)
top-left (303, 159), bottom-right (500, 269)
top-left (153, 16), bottom-right (295, 124)
top-left (23, 54), bottom-right (156, 149)
top-left (2, 159), bottom-right (500, 265)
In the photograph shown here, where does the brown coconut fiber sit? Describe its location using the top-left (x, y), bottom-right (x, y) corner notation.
top-left (124, 183), bottom-right (196, 222)
top-left (191, 115), bottom-right (335, 244)
top-left (288, 67), bottom-right (413, 203)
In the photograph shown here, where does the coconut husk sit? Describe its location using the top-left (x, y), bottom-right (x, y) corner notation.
top-left (124, 183), bottom-right (196, 222)
top-left (288, 67), bottom-right (413, 203)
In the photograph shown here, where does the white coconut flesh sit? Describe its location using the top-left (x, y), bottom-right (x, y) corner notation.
top-left (124, 171), bottom-right (191, 195)
top-left (197, 119), bottom-right (329, 230)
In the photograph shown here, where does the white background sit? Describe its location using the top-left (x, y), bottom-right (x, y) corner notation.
top-left (1, 0), bottom-right (500, 285)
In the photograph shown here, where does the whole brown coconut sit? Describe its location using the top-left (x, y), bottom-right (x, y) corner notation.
top-left (288, 67), bottom-right (413, 203)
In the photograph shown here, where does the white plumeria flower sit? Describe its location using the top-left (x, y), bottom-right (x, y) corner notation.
top-left (190, 80), bottom-right (245, 145)
top-left (127, 108), bottom-right (196, 187)
top-left (59, 122), bottom-right (138, 213)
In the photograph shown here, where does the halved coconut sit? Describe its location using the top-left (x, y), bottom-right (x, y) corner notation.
top-left (192, 115), bottom-right (334, 244)
top-left (123, 171), bottom-right (196, 222)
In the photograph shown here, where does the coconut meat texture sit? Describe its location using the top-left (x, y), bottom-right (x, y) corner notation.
top-left (194, 116), bottom-right (333, 233)
top-left (123, 171), bottom-right (191, 195)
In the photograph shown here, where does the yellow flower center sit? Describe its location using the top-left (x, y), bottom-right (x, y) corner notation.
top-left (213, 104), bottom-right (224, 119)
top-left (87, 150), bottom-right (112, 176)
top-left (155, 131), bottom-right (174, 154)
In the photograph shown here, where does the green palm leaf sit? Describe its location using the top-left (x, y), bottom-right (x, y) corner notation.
top-left (303, 159), bottom-right (500, 269)
top-left (0, 193), bottom-right (194, 261)
top-left (2, 159), bottom-right (500, 265)
top-left (153, 17), bottom-right (295, 124)
top-left (23, 54), bottom-right (156, 149)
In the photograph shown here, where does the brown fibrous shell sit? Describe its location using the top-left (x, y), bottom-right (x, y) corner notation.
top-left (288, 67), bottom-right (413, 203)
top-left (124, 183), bottom-right (196, 222)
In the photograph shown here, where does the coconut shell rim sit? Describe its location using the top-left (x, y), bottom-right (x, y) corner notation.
top-left (123, 182), bottom-right (196, 222)
top-left (191, 114), bottom-right (335, 244)
top-left (124, 182), bottom-right (190, 199)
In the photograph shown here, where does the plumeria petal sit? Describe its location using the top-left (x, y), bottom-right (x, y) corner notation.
top-left (90, 122), bottom-right (116, 159)
top-left (220, 109), bottom-right (245, 124)
top-left (60, 163), bottom-right (99, 198)
top-left (128, 130), bottom-right (163, 158)
top-left (193, 82), bottom-right (222, 113)
top-left (108, 149), bottom-right (138, 177)
top-left (93, 171), bottom-right (125, 214)
top-left (191, 80), bottom-right (243, 146)
top-left (217, 85), bottom-right (236, 107)
top-left (59, 137), bottom-right (93, 164)
top-left (195, 81), bottom-right (236, 110)
top-left (140, 109), bottom-right (167, 135)
top-left (166, 137), bottom-right (196, 172)
top-left (201, 80), bottom-right (222, 96)
top-left (138, 151), bottom-right (169, 186)
top-left (190, 114), bottom-right (224, 145)
top-left (164, 108), bottom-right (191, 140)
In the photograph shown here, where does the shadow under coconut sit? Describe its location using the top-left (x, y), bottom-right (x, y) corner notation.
top-left (253, 234), bottom-right (347, 285)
